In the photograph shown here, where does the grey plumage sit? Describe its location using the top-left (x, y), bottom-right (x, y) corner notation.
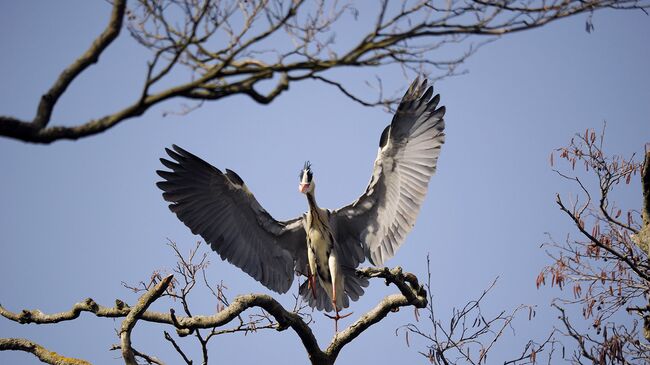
top-left (156, 146), bottom-right (305, 294)
top-left (156, 77), bottom-right (445, 311)
top-left (332, 78), bottom-right (446, 266)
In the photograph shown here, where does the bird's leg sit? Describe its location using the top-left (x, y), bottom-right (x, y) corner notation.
top-left (307, 273), bottom-right (317, 299)
top-left (324, 283), bottom-right (352, 332)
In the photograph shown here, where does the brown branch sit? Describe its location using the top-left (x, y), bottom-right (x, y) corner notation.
top-left (503, 330), bottom-right (558, 365)
top-left (167, 293), bottom-right (325, 363)
top-left (554, 304), bottom-right (600, 363)
top-left (327, 293), bottom-right (413, 360)
top-left (0, 338), bottom-right (91, 365)
top-left (326, 267), bottom-right (428, 362)
top-left (120, 275), bottom-right (174, 365)
top-left (401, 267), bottom-right (536, 364)
top-left (109, 344), bottom-right (166, 365)
top-left (243, 72), bottom-right (290, 104)
top-left (310, 75), bottom-right (395, 108)
top-left (163, 331), bottom-right (192, 365)
top-left (556, 194), bottom-right (650, 282)
top-left (0, 92), bottom-right (154, 143)
top-left (32, 0), bottom-right (126, 130)
top-left (2, 0), bottom-right (648, 143)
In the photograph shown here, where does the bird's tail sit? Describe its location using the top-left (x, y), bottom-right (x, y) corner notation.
top-left (299, 266), bottom-right (369, 312)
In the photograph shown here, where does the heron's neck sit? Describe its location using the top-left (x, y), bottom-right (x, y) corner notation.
top-left (306, 190), bottom-right (328, 229)
top-left (306, 190), bottom-right (319, 213)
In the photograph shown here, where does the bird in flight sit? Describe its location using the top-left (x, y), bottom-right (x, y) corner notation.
top-left (156, 78), bottom-right (445, 331)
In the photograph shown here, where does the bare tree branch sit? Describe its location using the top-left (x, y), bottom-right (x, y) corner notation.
top-left (120, 274), bottom-right (174, 365)
top-left (110, 344), bottom-right (166, 365)
top-left (163, 331), bottom-right (192, 365)
top-left (0, 338), bottom-right (91, 365)
top-left (538, 129), bottom-right (650, 364)
top-left (395, 254), bottom-right (546, 365)
top-left (2, 0), bottom-right (648, 143)
top-left (33, 0), bottom-right (126, 130)
top-left (555, 194), bottom-right (650, 283)
top-left (0, 0), bottom-right (126, 142)
top-left (0, 266), bottom-right (426, 365)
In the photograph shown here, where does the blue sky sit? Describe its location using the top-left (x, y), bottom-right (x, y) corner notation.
top-left (1, 1), bottom-right (649, 364)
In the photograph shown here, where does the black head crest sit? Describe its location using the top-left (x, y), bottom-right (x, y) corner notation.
top-left (299, 161), bottom-right (313, 181)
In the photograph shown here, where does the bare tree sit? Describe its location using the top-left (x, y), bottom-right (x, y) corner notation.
top-left (3, 1), bottom-right (650, 364)
top-left (393, 254), bottom-right (560, 365)
top-left (1, 0), bottom-right (648, 143)
top-left (537, 128), bottom-right (650, 364)
top-left (0, 241), bottom-right (558, 365)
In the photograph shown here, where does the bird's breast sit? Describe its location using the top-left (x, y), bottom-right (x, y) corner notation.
top-left (308, 227), bottom-right (331, 252)
top-left (306, 209), bottom-right (332, 245)
top-left (306, 208), bottom-right (335, 280)
top-left (308, 227), bottom-right (333, 283)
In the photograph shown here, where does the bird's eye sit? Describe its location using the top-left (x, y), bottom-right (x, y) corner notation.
top-left (307, 171), bottom-right (313, 181)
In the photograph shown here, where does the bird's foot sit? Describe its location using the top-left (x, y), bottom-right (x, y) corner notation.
top-left (324, 310), bottom-right (353, 332)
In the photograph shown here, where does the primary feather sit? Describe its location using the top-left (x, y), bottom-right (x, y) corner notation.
top-left (331, 78), bottom-right (446, 265)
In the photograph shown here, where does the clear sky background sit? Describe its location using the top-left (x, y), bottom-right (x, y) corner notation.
top-left (0, 1), bottom-right (648, 364)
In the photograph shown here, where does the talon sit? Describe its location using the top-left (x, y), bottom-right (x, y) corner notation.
top-left (324, 311), bottom-right (353, 320)
top-left (324, 308), bottom-right (353, 332)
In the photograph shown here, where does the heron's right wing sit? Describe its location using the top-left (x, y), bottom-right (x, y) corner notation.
top-left (156, 145), bottom-right (306, 294)
top-left (331, 78), bottom-right (445, 266)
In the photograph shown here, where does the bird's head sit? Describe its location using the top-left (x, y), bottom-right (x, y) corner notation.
top-left (298, 161), bottom-right (314, 194)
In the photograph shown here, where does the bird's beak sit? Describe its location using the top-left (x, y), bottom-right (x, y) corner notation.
top-left (299, 183), bottom-right (310, 193)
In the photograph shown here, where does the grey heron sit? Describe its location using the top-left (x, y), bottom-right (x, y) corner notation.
top-left (156, 78), bottom-right (445, 330)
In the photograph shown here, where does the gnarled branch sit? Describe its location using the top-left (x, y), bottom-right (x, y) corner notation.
top-left (0, 338), bottom-right (90, 365)
top-left (120, 275), bottom-right (174, 365)
top-left (2, 0), bottom-right (648, 143)
top-left (0, 0), bottom-right (126, 143)
top-left (1, 266), bottom-right (427, 365)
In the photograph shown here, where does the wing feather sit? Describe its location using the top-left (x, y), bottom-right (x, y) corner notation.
top-left (157, 145), bottom-right (306, 293)
top-left (332, 78), bottom-right (446, 266)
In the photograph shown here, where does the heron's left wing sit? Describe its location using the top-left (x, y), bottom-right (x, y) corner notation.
top-left (331, 78), bottom-right (445, 266)
top-left (156, 145), bottom-right (306, 294)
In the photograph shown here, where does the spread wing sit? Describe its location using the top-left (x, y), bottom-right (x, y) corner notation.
top-left (156, 145), bottom-right (307, 294)
top-left (331, 78), bottom-right (446, 266)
